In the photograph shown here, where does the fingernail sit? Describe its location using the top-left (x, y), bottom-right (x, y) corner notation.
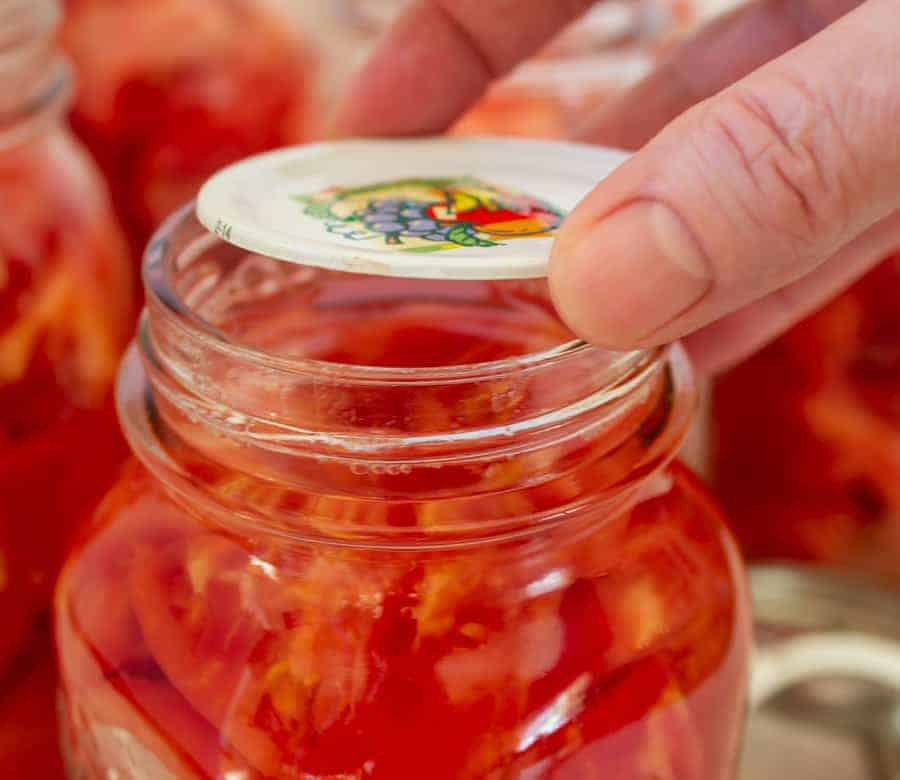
top-left (549, 200), bottom-right (712, 348)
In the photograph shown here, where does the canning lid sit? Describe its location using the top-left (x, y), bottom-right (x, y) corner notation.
top-left (196, 137), bottom-right (629, 280)
top-left (743, 566), bottom-right (900, 780)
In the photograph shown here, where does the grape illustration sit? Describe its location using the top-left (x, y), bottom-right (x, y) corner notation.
top-left (408, 219), bottom-right (438, 231)
top-left (351, 199), bottom-right (498, 248)
top-left (297, 178), bottom-right (564, 251)
top-left (369, 221), bottom-right (404, 232)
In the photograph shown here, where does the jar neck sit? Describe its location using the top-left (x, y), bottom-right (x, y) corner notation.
top-left (120, 209), bottom-right (697, 547)
top-left (0, 0), bottom-right (70, 150)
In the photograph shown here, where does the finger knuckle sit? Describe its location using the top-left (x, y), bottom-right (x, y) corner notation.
top-left (696, 74), bottom-right (858, 250)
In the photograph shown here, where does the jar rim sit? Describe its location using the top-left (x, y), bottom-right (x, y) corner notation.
top-left (144, 202), bottom-right (657, 388)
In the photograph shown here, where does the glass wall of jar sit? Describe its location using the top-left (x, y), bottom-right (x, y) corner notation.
top-left (56, 207), bottom-right (750, 778)
top-left (452, 3), bottom-right (657, 140)
top-left (0, 0), bottom-right (133, 673)
top-left (714, 256), bottom-right (900, 586)
top-left (451, 0), bottom-right (742, 140)
top-left (59, 0), bottom-right (315, 257)
top-left (295, 0), bottom-right (408, 113)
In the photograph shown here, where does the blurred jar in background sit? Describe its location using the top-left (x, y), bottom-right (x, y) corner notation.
top-left (0, 629), bottom-right (64, 778)
top-left (715, 257), bottom-right (900, 586)
top-left (0, 0), bottom-right (133, 671)
top-left (453, 3), bottom-right (657, 140)
top-left (453, 0), bottom-right (749, 140)
top-left (297, 0), bottom-right (407, 110)
top-left (452, 0), bottom-right (723, 140)
top-left (60, 0), bottom-right (315, 255)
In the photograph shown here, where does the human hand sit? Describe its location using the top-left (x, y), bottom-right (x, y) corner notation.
top-left (333, 0), bottom-right (900, 375)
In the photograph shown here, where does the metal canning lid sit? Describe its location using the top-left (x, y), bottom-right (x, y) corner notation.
top-left (196, 137), bottom-right (630, 280)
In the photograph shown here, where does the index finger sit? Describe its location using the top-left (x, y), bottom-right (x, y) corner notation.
top-left (332, 0), bottom-right (596, 137)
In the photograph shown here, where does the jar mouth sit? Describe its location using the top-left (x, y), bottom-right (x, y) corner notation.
top-left (143, 203), bottom-right (654, 388)
top-left (125, 202), bottom-right (696, 544)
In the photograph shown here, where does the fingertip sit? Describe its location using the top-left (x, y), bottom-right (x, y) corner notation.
top-left (548, 232), bottom-right (629, 351)
top-left (548, 209), bottom-right (649, 352)
top-left (549, 200), bottom-right (714, 350)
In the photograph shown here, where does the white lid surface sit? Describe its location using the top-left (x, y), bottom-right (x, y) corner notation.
top-left (197, 138), bottom-right (629, 280)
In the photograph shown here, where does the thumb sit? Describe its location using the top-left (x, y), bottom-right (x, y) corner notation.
top-left (549, 0), bottom-right (900, 350)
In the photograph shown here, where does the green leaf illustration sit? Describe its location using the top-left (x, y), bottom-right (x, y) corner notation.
top-left (302, 200), bottom-right (339, 221)
top-left (447, 223), bottom-right (497, 248)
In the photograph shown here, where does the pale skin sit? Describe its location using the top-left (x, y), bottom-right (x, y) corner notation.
top-left (333, 0), bottom-right (900, 375)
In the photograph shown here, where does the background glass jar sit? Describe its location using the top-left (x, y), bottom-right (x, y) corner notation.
top-left (0, 0), bottom-right (133, 674)
top-left (59, 0), bottom-right (315, 257)
top-left (295, 0), bottom-right (407, 110)
top-left (714, 256), bottom-right (900, 586)
top-left (56, 207), bottom-right (750, 778)
top-left (0, 638), bottom-right (64, 777)
top-left (453, 3), bottom-right (659, 140)
top-left (451, 0), bottom-right (744, 141)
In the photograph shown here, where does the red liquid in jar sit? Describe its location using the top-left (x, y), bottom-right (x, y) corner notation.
top-left (0, 629), bottom-right (65, 779)
top-left (57, 270), bottom-right (749, 778)
top-left (60, 0), bottom-right (315, 254)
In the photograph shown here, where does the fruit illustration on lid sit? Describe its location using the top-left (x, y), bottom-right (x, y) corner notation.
top-left (296, 177), bottom-right (564, 252)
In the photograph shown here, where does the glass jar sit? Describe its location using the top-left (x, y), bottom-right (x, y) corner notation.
top-left (56, 203), bottom-right (750, 778)
top-left (59, 0), bottom-right (315, 254)
top-left (453, 4), bottom-right (658, 140)
top-left (0, 0), bottom-right (133, 672)
top-left (714, 256), bottom-right (900, 585)
top-left (294, 0), bottom-right (407, 106)
top-left (452, 0), bottom-right (751, 141)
